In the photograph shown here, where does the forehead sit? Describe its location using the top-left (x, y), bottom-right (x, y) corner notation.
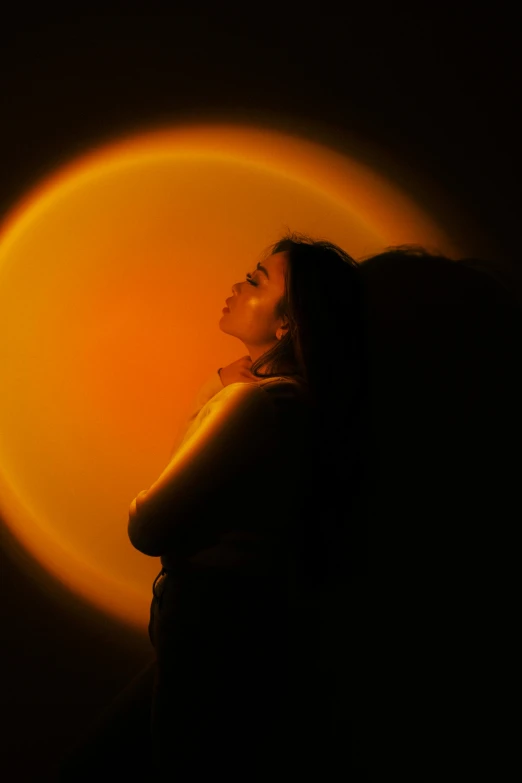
top-left (265, 251), bottom-right (288, 275)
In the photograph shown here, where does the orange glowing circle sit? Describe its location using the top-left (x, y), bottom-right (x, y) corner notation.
top-left (0, 123), bottom-right (453, 632)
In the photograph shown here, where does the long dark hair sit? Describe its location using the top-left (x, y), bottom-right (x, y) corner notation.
top-left (251, 230), bottom-right (370, 592)
top-left (251, 229), bottom-right (367, 427)
top-left (250, 230), bottom-right (363, 390)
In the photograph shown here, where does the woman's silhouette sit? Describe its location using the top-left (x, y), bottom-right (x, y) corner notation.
top-left (57, 234), bottom-right (520, 780)
top-left (57, 231), bottom-right (369, 781)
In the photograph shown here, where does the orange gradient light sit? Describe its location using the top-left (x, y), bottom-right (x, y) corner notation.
top-left (0, 123), bottom-right (453, 631)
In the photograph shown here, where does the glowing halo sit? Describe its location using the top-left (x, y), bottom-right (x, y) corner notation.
top-left (0, 122), bottom-right (453, 631)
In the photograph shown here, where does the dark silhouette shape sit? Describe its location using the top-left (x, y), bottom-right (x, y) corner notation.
top-left (57, 238), bottom-right (520, 781)
top-left (357, 246), bottom-right (522, 777)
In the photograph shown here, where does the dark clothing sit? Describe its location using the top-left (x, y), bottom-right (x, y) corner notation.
top-left (57, 562), bottom-right (309, 781)
top-left (58, 376), bottom-right (364, 780)
top-left (148, 561), bottom-right (293, 780)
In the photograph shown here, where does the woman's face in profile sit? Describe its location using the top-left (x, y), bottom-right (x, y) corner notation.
top-left (219, 251), bottom-right (289, 354)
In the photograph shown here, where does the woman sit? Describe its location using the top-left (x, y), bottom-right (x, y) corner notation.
top-left (57, 231), bottom-right (369, 781)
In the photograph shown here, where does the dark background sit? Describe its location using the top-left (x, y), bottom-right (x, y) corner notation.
top-left (0, 7), bottom-right (519, 780)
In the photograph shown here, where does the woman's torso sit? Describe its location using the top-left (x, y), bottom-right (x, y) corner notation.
top-left (158, 374), bottom-right (315, 576)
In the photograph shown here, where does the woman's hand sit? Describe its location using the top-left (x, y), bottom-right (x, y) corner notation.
top-left (219, 355), bottom-right (258, 387)
top-left (129, 489), bottom-right (148, 518)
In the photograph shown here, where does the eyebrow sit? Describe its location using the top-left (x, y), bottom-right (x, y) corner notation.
top-left (256, 262), bottom-right (270, 279)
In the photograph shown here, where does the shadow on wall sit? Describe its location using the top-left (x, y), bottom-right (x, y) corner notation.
top-left (357, 249), bottom-right (522, 775)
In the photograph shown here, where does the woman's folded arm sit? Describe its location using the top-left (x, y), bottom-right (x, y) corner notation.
top-left (128, 382), bottom-right (278, 557)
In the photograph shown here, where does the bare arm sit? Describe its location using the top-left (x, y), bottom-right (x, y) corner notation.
top-left (128, 383), bottom-right (278, 557)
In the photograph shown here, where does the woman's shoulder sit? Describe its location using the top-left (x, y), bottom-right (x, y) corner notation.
top-left (256, 375), bottom-right (312, 406)
top-left (206, 376), bottom-right (312, 423)
top-left (255, 374), bottom-right (308, 394)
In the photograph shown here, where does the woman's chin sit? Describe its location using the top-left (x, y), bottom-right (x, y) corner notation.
top-left (218, 318), bottom-right (232, 334)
